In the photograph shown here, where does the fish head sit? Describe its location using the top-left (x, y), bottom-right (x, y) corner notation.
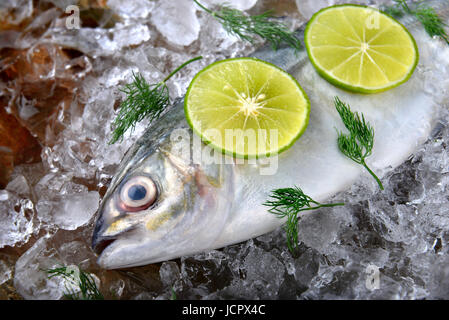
top-left (92, 135), bottom-right (233, 269)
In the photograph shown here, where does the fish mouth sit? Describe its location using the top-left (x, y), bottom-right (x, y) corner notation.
top-left (92, 237), bottom-right (116, 255)
top-left (92, 224), bottom-right (139, 256)
top-left (91, 214), bottom-right (115, 255)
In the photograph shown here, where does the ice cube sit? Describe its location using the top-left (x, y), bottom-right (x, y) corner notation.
top-left (6, 174), bottom-right (31, 198)
top-left (14, 236), bottom-right (101, 300)
top-left (159, 261), bottom-right (181, 288)
top-left (45, 0), bottom-right (77, 10)
top-left (150, 0), bottom-right (200, 47)
top-left (0, 259), bottom-right (13, 286)
top-left (48, 28), bottom-right (117, 57)
top-left (239, 246), bottom-right (285, 299)
top-left (48, 22), bottom-right (150, 58)
top-left (97, 66), bottom-right (138, 89)
top-left (295, 0), bottom-right (337, 20)
top-left (14, 236), bottom-right (66, 300)
top-left (0, 190), bottom-right (35, 248)
top-left (428, 256), bottom-right (449, 299)
top-left (34, 173), bottom-right (70, 199)
top-left (202, 0), bottom-right (258, 11)
top-left (0, 0), bottom-right (33, 25)
top-left (36, 190), bottom-right (99, 230)
top-left (107, 0), bottom-right (155, 19)
top-left (297, 209), bottom-right (340, 253)
top-left (293, 248), bottom-right (320, 287)
top-left (57, 241), bottom-right (96, 269)
top-left (198, 13), bottom-right (247, 56)
top-left (113, 23), bottom-right (151, 48)
top-left (109, 279), bottom-right (126, 298)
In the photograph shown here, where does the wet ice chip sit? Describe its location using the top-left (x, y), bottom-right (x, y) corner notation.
top-left (0, 191), bottom-right (35, 248)
top-left (0, 259), bottom-right (13, 285)
top-left (49, 28), bottom-right (117, 57)
top-left (6, 174), bottom-right (31, 198)
top-left (159, 261), bottom-right (181, 288)
top-left (0, 190), bottom-right (9, 201)
top-left (109, 279), bottom-right (126, 298)
top-left (97, 66), bottom-right (138, 88)
top-left (113, 23), bottom-right (151, 48)
top-left (13, 236), bottom-right (99, 300)
top-left (14, 237), bottom-right (66, 300)
top-left (36, 191), bottom-right (100, 230)
top-left (297, 211), bottom-right (339, 253)
top-left (150, 0), bottom-right (200, 46)
top-left (295, 0), bottom-right (336, 20)
top-left (0, 0), bottom-right (33, 25)
top-left (18, 95), bottom-right (39, 120)
top-left (224, 245), bottom-right (285, 299)
top-left (107, 0), bottom-right (155, 19)
top-left (202, 0), bottom-right (258, 11)
top-left (49, 23), bottom-right (149, 58)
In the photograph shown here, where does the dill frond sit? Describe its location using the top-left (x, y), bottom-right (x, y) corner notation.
top-left (382, 0), bottom-right (448, 44)
top-left (193, 0), bottom-right (301, 51)
top-left (46, 265), bottom-right (104, 300)
top-left (264, 186), bottom-right (344, 252)
top-left (415, 5), bottom-right (449, 44)
top-left (334, 97), bottom-right (383, 190)
top-left (109, 73), bottom-right (169, 145)
top-left (382, 4), bottom-right (405, 18)
top-left (109, 56), bottom-right (202, 144)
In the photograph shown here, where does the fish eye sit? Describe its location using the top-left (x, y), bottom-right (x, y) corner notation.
top-left (119, 176), bottom-right (157, 211)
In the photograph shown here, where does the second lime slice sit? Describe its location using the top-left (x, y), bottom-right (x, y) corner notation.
top-left (304, 5), bottom-right (419, 93)
top-left (184, 58), bottom-right (310, 158)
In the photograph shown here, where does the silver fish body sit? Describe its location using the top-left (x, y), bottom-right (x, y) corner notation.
top-left (93, 1), bottom-right (449, 269)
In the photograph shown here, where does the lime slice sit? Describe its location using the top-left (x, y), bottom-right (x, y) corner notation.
top-left (184, 58), bottom-right (310, 158)
top-left (304, 4), bottom-right (419, 93)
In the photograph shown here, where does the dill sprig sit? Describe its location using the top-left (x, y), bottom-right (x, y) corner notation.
top-left (382, 3), bottom-right (405, 18)
top-left (46, 265), bottom-right (104, 300)
top-left (109, 56), bottom-right (203, 144)
top-left (334, 97), bottom-right (384, 190)
top-left (193, 0), bottom-right (301, 51)
top-left (383, 0), bottom-right (448, 44)
top-left (264, 186), bottom-right (344, 252)
top-left (414, 5), bottom-right (449, 44)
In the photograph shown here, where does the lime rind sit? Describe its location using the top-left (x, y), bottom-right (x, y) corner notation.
top-left (184, 57), bottom-right (310, 159)
top-left (304, 4), bottom-right (419, 94)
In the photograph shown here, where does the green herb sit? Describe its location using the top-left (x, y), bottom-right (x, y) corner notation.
top-left (382, 3), bottom-right (405, 18)
top-left (193, 0), bottom-right (301, 51)
top-left (334, 97), bottom-right (384, 190)
top-left (171, 288), bottom-right (177, 300)
top-left (383, 0), bottom-right (448, 44)
top-left (109, 56), bottom-right (203, 144)
top-left (264, 186), bottom-right (344, 252)
top-left (46, 265), bottom-right (104, 300)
